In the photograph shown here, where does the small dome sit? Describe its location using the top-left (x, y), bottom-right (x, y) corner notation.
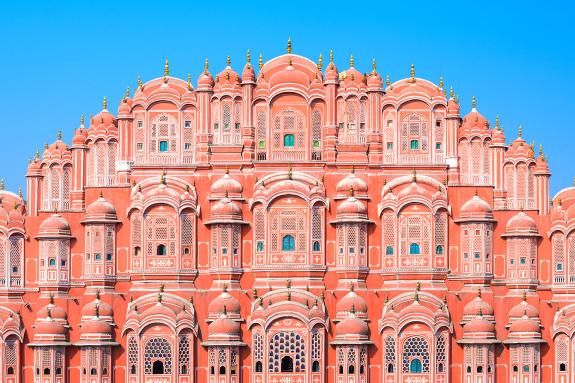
top-left (198, 68), bottom-right (214, 89)
top-left (208, 314), bottom-right (241, 337)
top-left (491, 127), bottom-right (506, 145)
top-left (215, 61), bottom-right (241, 88)
top-left (211, 198), bottom-right (242, 221)
top-left (37, 302), bottom-right (67, 322)
top-left (208, 290), bottom-right (241, 317)
top-left (505, 211), bottom-right (538, 235)
top-left (211, 172), bottom-right (243, 195)
top-left (509, 316), bottom-right (540, 334)
top-left (324, 61), bottom-right (339, 82)
top-left (463, 294), bottom-right (494, 317)
top-left (81, 317), bottom-right (112, 336)
top-left (34, 318), bottom-right (67, 336)
top-left (447, 98), bottom-right (460, 115)
top-left (509, 299), bottom-right (539, 319)
top-left (81, 297), bottom-right (114, 318)
top-left (462, 109), bottom-right (489, 131)
top-left (91, 107), bottom-right (116, 127)
top-left (460, 194), bottom-right (493, 220)
top-left (335, 314), bottom-right (369, 337)
top-left (336, 289), bottom-right (368, 315)
top-left (38, 214), bottom-right (71, 238)
top-left (367, 71), bottom-right (383, 88)
top-left (337, 196), bottom-right (367, 217)
top-left (85, 196), bottom-right (117, 222)
top-left (73, 127), bottom-right (88, 145)
top-left (242, 63), bottom-right (256, 83)
top-left (336, 173), bottom-right (368, 194)
top-left (464, 316), bottom-right (495, 335)
top-left (506, 136), bottom-right (535, 159)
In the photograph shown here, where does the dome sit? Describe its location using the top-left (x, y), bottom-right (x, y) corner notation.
top-left (211, 198), bottom-right (242, 221)
top-left (464, 316), bottom-right (495, 335)
top-left (491, 127), bottom-right (506, 145)
top-left (81, 317), bottom-right (112, 336)
top-left (462, 109), bottom-right (488, 132)
top-left (81, 296), bottom-right (114, 319)
top-left (324, 60), bottom-right (339, 82)
top-left (367, 66), bottom-right (383, 88)
top-left (91, 101), bottom-right (117, 127)
top-left (459, 194), bottom-right (493, 221)
top-left (38, 214), bottom-right (71, 238)
top-left (509, 299), bottom-right (539, 319)
top-left (215, 59), bottom-right (241, 88)
top-left (84, 196), bottom-right (117, 222)
top-left (335, 314), bottom-right (369, 337)
top-left (336, 173), bottom-right (368, 194)
top-left (242, 62), bottom-right (256, 83)
top-left (73, 126), bottom-right (88, 145)
top-left (505, 211), bottom-right (539, 236)
top-left (208, 290), bottom-right (241, 317)
top-left (336, 289), bottom-right (368, 315)
top-left (506, 134), bottom-right (535, 159)
top-left (37, 302), bottom-right (67, 322)
top-left (463, 294), bottom-right (494, 317)
top-left (509, 316), bottom-right (540, 334)
top-left (211, 172), bottom-right (243, 195)
top-left (209, 315), bottom-right (241, 337)
top-left (198, 65), bottom-right (214, 89)
top-left (336, 196), bottom-right (368, 221)
top-left (447, 97), bottom-right (460, 115)
top-left (34, 318), bottom-right (67, 337)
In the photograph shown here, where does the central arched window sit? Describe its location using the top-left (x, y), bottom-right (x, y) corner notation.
top-left (144, 338), bottom-right (172, 375)
top-left (281, 356), bottom-right (294, 372)
top-left (402, 336), bottom-right (430, 373)
top-left (157, 244), bottom-right (167, 256)
top-left (284, 134), bottom-right (295, 147)
top-left (282, 235), bottom-right (295, 251)
top-left (401, 112), bottom-right (428, 154)
top-left (410, 243), bottom-right (421, 255)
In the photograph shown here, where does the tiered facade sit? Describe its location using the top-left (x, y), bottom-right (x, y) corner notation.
top-left (1, 44), bottom-right (574, 383)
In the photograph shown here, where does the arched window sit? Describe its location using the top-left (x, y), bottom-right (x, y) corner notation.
top-left (131, 365), bottom-right (136, 374)
top-left (7, 367), bottom-right (14, 375)
top-left (284, 134), bottom-right (295, 147)
top-left (435, 245), bottom-right (444, 255)
top-left (219, 366), bottom-right (226, 374)
top-left (91, 368), bottom-right (97, 375)
top-left (281, 356), bottom-right (294, 372)
top-left (409, 359), bottom-right (423, 373)
top-left (477, 366), bottom-right (483, 373)
top-left (387, 363), bottom-right (394, 373)
top-left (157, 244), bottom-right (167, 256)
top-left (313, 241), bottom-right (321, 251)
top-left (153, 361), bottom-right (164, 375)
top-left (282, 235), bottom-right (295, 251)
top-left (410, 243), bottom-right (421, 255)
top-left (44, 368), bottom-right (51, 375)
top-left (312, 361), bottom-right (320, 372)
top-left (255, 361), bottom-right (263, 372)
top-left (386, 246), bottom-right (394, 255)
top-left (49, 258), bottom-right (56, 266)
top-left (348, 365), bottom-right (355, 374)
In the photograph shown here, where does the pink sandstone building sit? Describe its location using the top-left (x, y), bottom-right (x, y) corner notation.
top-left (0, 42), bottom-right (574, 383)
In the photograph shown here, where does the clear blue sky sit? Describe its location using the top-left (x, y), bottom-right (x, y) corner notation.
top-left (1, 1), bottom-right (573, 196)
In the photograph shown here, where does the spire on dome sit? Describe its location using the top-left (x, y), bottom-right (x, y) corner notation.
top-left (102, 96), bottom-right (107, 110)
top-left (204, 58), bottom-right (209, 72)
top-left (349, 54), bottom-right (355, 67)
top-left (187, 73), bottom-right (192, 90)
top-left (539, 144), bottom-right (543, 156)
top-left (518, 125), bottom-right (523, 138)
top-left (137, 74), bottom-right (143, 89)
top-left (386, 74), bottom-right (391, 86)
top-left (163, 58), bottom-right (170, 80)
top-left (372, 58), bottom-right (377, 73)
top-left (471, 95), bottom-right (477, 110)
top-left (226, 55), bottom-right (231, 66)
top-left (80, 114), bottom-right (85, 126)
top-left (246, 49), bottom-right (251, 64)
top-left (18, 187), bottom-right (22, 199)
top-left (317, 53), bottom-right (323, 70)
top-left (410, 64), bottom-right (415, 82)
top-left (495, 115), bottom-right (500, 129)
top-left (0, 178), bottom-right (4, 191)
top-left (258, 53), bottom-right (263, 69)
top-left (57, 130), bottom-right (62, 141)
top-left (329, 49), bottom-right (334, 63)
top-left (449, 86), bottom-right (454, 98)
top-left (439, 75), bottom-right (444, 88)
top-left (286, 36), bottom-right (292, 54)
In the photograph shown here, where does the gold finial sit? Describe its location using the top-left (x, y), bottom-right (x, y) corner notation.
top-left (0, 179), bottom-right (4, 191)
top-left (349, 54), bottom-right (355, 67)
top-left (349, 186), bottom-right (355, 197)
top-left (49, 293), bottom-right (54, 304)
top-left (204, 58), bottom-right (209, 72)
top-left (372, 58), bottom-right (377, 73)
top-left (258, 53), bottom-right (263, 69)
top-left (137, 74), bottom-right (143, 89)
top-left (471, 96), bottom-right (477, 109)
top-left (477, 288), bottom-right (482, 297)
top-left (157, 292), bottom-right (162, 303)
top-left (518, 125), bottom-right (523, 138)
top-left (160, 169), bottom-right (167, 184)
top-left (159, 283), bottom-right (165, 292)
top-left (416, 281), bottom-right (421, 291)
top-left (410, 64), bottom-right (415, 82)
top-left (329, 50), bottom-right (334, 64)
top-left (96, 289), bottom-right (101, 300)
top-left (449, 86), bottom-right (454, 98)
top-left (439, 75), bottom-right (444, 88)
top-left (522, 290), bottom-right (527, 301)
top-left (412, 168), bottom-right (417, 182)
top-left (386, 74), bottom-right (391, 86)
top-left (286, 36), bottom-right (292, 54)
top-left (558, 198), bottom-right (562, 206)
top-left (414, 290), bottom-right (419, 302)
top-left (246, 49), bottom-right (251, 64)
top-left (495, 115), bottom-right (500, 129)
top-left (286, 279), bottom-right (291, 289)
top-left (287, 163), bottom-right (293, 180)
top-left (18, 187), bottom-right (22, 199)
top-left (35, 147), bottom-right (40, 160)
top-left (125, 86), bottom-right (131, 100)
top-left (80, 114), bottom-right (85, 126)
top-left (57, 130), bottom-right (62, 140)
top-left (317, 53), bottom-right (323, 70)
top-left (164, 58), bottom-right (170, 78)
top-left (479, 308), bottom-right (483, 317)
top-left (187, 73), bottom-right (192, 90)
top-left (102, 96), bottom-right (107, 110)
top-left (226, 55), bottom-right (231, 66)
top-left (95, 303), bottom-right (100, 318)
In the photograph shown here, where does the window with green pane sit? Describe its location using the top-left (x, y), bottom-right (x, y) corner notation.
top-left (159, 141), bottom-right (169, 152)
top-left (410, 140), bottom-right (419, 150)
top-left (284, 134), bottom-right (295, 147)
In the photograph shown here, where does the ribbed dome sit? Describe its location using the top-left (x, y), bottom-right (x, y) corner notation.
top-left (505, 211), bottom-right (538, 235)
top-left (462, 109), bottom-right (488, 131)
top-left (34, 318), bottom-right (67, 336)
top-left (335, 314), bottom-right (369, 337)
top-left (464, 316), bottom-right (495, 335)
top-left (211, 173), bottom-right (243, 195)
top-left (39, 214), bottom-right (71, 238)
top-left (85, 196), bottom-right (117, 222)
top-left (337, 196), bottom-right (367, 217)
top-left (447, 98), bottom-right (460, 115)
top-left (336, 173), bottom-right (368, 194)
top-left (509, 298), bottom-right (539, 319)
top-left (324, 61), bottom-right (339, 82)
top-left (208, 290), bottom-right (241, 317)
top-left (91, 108), bottom-right (116, 127)
top-left (209, 315), bottom-right (241, 337)
top-left (37, 303), bottom-right (67, 322)
top-left (81, 317), bottom-right (112, 336)
top-left (509, 316), bottom-right (540, 334)
top-left (211, 198), bottom-right (242, 221)
top-left (336, 290), bottom-right (368, 315)
top-left (81, 297), bottom-right (113, 319)
top-left (463, 295), bottom-right (494, 317)
top-left (460, 194), bottom-right (493, 220)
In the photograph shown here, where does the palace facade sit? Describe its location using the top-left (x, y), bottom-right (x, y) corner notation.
top-left (0, 44), bottom-right (574, 383)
